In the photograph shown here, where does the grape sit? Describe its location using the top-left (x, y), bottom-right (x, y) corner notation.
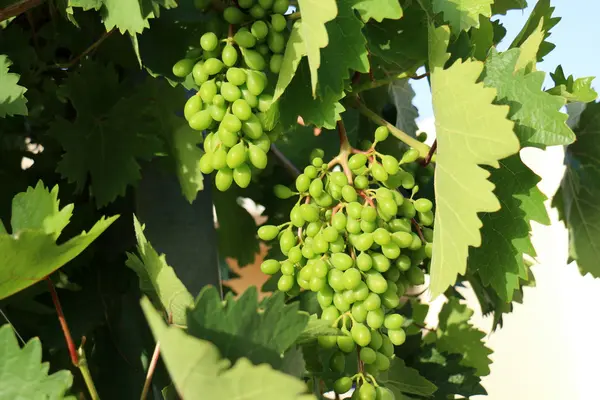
top-left (269, 54), bottom-right (283, 73)
top-left (366, 308), bottom-right (384, 329)
top-left (333, 377), bottom-right (352, 394)
top-left (200, 32), bottom-right (218, 51)
top-left (360, 347), bottom-right (377, 364)
top-left (330, 352), bottom-right (345, 373)
top-left (224, 6), bottom-right (245, 24)
top-left (172, 58), bottom-right (195, 77)
top-left (382, 155), bottom-right (399, 175)
top-left (211, 148), bottom-right (227, 169)
top-left (268, 31), bottom-right (285, 53)
top-left (384, 314), bottom-right (404, 330)
top-left (189, 110), bottom-right (213, 131)
top-left (192, 62), bottom-right (209, 85)
top-left (233, 164), bottom-right (252, 188)
top-left (279, 230), bottom-right (296, 254)
top-left (257, 225), bottom-right (279, 241)
top-left (241, 114), bottom-right (263, 139)
top-left (381, 288), bottom-right (399, 309)
top-left (328, 269), bottom-right (345, 292)
top-left (240, 87), bottom-right (259, 108)
top-left (280, 261), bottom-right (295, 275)
top-left (351, 322), bottom-right (371, 347)
top-left (194, 0), bottom-right (211, 9)
top-left (203, 58), bottom-right (224, 75)
top-left (271, 14), bottom-right (287, 32)
top-left (406, 266), bottom-right (425, 285)
top-left (381, 243), bottom-right (400, 259)
top-left (388, 329), bottom-right (406, 346)
top-left (274, 185), bottom-right (295, 199)
top-left (373, 228), bottom-right (391, 245)
top-left (226, 142), bottom-right (247, 169)
top-left (354, 233), bottom-right (374, 252)
top-left (358, 383), bottom-right (376, 400)
top-left (238, 0), bottom-right (254, 8)
top-left (199, 153), bottom-right (214, 174)
top-left (211, 104), bottom-right (227, 122)
top-left (199, 80), bottom-right (217, 103)
top-left (332, 213), bottom-right (347, 231)
top-left (378, 198), bottom-right (398, 220)
top-left (221, 45), bottom-right (238, 67)
top-left (252, 133), bottom-right (271, 152)
top-left (318, 335), bottom-right (337, 349)
top-left (375, 387), bottom-right (394, 400)
top-left (343, 268), bottom-right (362, 290)
top-left (371, 163), bottom-right (389, 182)
top-left (184, 95), bottom-right (203, 121)
top-left (246, 71), bottom-right (267, 96)
top-left (234, 29), bottom-right (257, 48)
top-left (414, 198), bottom-right (433, 213)
top-left (321, 305), bottom-right (340, 321)
top-left (250, 4), bottom-right (266, 18)
top-left (277, 275), bottom-right (294, 291)
top-left (216, 128), bottom-right (236, 148)
top-left (375, 352), bottom-right (390, 371)
top-left (351, 302), bottom-right (368, 322)
top-left (371, 253), bottom-right (390, 272)
top-left (366, 271), bottom-right (388, 293)
top-left (242, 49), bottom-right (266, 70)
top-left (369, 330), bottom-right (383, 350)
top-left (401, 148), bottom-right (420, 164)
top-left (251, 20), bottom-right (269, 39)
top-left (215, 168), bottom-right (234, 191)
top-left (374, 126), bottom-right (389, 142)
top-left (408, 233), bottom-right (422, 251)
top-left (337, 335), bottom-right (356, 353)
top-left (418, 210), bottom-right (434, 226)
top-left (323, 226), bottom-right (339, 242)
top-left (257, 94), bottom-right (273, 113)
top-left (259, 0), bottom-right (273, 8)
top-left (341, 185), bottom-right (358, 202)
top-left (225, 68), bottom-right (246, 86)
top-left (260, 259), bottom-right (280, 274)
top-left (272, 0), bottom-right (289, 14)
top-left (354, 175), bottom-right (369, 189)
top-left (400, 201), bottom-right (416, 218)
top-left (232, 99), bottom-right (252, 121)
top-left (331, 253), bottom-right (353, 271)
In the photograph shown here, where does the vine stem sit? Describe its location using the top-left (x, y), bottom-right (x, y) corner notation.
top-left (327, 120), bottom-right (354, 184)
top-left (421, 139), bottom-right (437, 166)
top-left (286, 11), bottom-right (301, 20)
top-left (270, 144), bottom-right (301, 178)
top-left (352, 71), bottom-right (430, 93)
top-left (351, 98), bottom-right (430, 158)
top-left (140, 342), bottom-right (161, 400)
top-left (0, 0), bottom-right (43, 21)
top-left (46, 278), bottom-right (100, 400)
top-left (54, 28), bottom-right (115, 69)
top-left (411, 219), bottom-right (426, 243)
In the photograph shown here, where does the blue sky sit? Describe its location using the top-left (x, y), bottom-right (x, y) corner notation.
top-left (412, 0), bottom-right (600, 122)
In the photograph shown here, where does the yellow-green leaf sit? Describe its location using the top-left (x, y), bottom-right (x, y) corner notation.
top-left (274, 22), bottom-right (305, 101)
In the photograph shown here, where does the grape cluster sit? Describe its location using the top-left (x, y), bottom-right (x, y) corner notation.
top-left (172, 0), bottom-right (290, 191)
top-left (258, 127), bottom-right (434, 399)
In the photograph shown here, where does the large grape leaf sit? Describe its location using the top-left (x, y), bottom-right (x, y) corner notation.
top-left (0, 54), bottom-right (27, 117)
top-left (317, 0), bottom-right (369, 96)
top-left (547, 66), bottom-right (598, 104)
top-left (274, 23), bottom-right (305, 101)
top-left (432, 298), bottom-right (492, 376)
top-left (428, 25), bottom-right (520, 298)
top-left (350, 0), bottom-right (402, 22)
top-left (432, 0), bottom-right (493, 33)
top-left (388, 79), bottom-right (419, 138)
top-left (0, 182), bottom-right (117, 300)
top-left (0, 325), bottom-right (73, 398)
top-left (50, 62), bottom-right (163, 207)
top-left (187, 286), bottom-right (308, 369)
top-left (297, 0), bottom-right (337, 95)
top-left (509, 0), bottom-right (560, 60)
top-left (468, 155), bottom-right (550, 301)
top-left (171, 120), bottom-right (204, 203)
top-left (141, 298), bottom-right (313, 400)
top-left (125, 215), bottom-right (193, 326)
top-left (378, 358), bottom-right (437, 397)
top-left (554, 102), bottom-right (600, 278)
top-left (483, 48), bottom-right (575, 147)
top-left (491, 0), bottom-right (527, 15)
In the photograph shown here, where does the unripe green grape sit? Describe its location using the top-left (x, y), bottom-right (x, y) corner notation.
top-left (204, 133), bottom-right (215, 152)
top-left (287, 247), bottom-right (302, 264)
top-left (301, 244), bottom-right (315, 259)
top-left (393, 255), bottom-right (409, 272)
top-left (257, 43), bottom-right (270, 56)
top-left (387, 219), bottom-right (409, 233)
top-left (328, 171), bottom-right (347, 187)
top-left (345, 202), bottom-right (360, 219)
top-left (384, 314), bottom-right (405, 330)
top-left (274, 184), bottom-right (295, 199)
top-left (333, 292), bottom-right (350, 312)
top-left (251, 133), bottom-right (271, 153)
top-left (322, 226), bottom-right (338, 242)
top-left (271, 13), bottom-right (287, 32)
top-left (217, 128), bottom-right (237, 148)
top-left (330, 237), bottom-right (345, 253)
top-left (200, 32), bottom-right (218, 51)
top-left (211, 148), bottom-right (227, 169)
top-left (342, 289), bottom-right (356, 305)
top-left (260, 259), bottom-right (280, 275)
top-left (337, 335), bottom-right (356, 353)
top-left (238, 0), bottom-right (253, 8)
top-left (414, 198), bottom-right (433, 213)
top-left (304, 167), bottom-right (318, 182)
top-left (360, 206), bottom-right (376, 222)
top-left (380, 334), bottom-right (394, 357)
top-left (375, 387), bottom-right (394, 400)
top-left (384, 267), bottom-right (400, 283)
top-left (279, 229), bottom-right (296, 254)
top-left (318, 335), bottom-right (337, 349)
top-left (358, 347), bottom-right (376, 365)
top-left (366, 308), bottom-right (384, 329)
top-left (381, 288), bottom-right (399, 309)
top-left (310, 276), bottom-right (326, 292)
top-left (363, 293), bottom-right (381, 312)
top-left (280, 261), bottom-right (295, 275)
top-left (375, 126), bottom-right (389, 142)
top-left (312, 235), bottom-right (329, 254)
top-left (378, 198), bottom-right (398, 220)
top-left (251, 20), bottom-right (269, 40)
top-left (418, 210), bottom-right (434, 226)
top-left (408, 233), bottom-right (422, 251)
top-left (192, 62), bottom-right (209, 85)
top-left (354, 233), bottom-right (374, 252)
top-left (234, 29), bottom-right (257, 48)
top-left (172, 58), bottom-right (194, 77)
top-left (331, 213), bottom-right (346, 232)
top-left (329, 183), bottom-right (343, 200)
top-left (290, 206), bottom-right (304, 228)
top-left (390, 231), bottom-right (412, 249)
top-left (241, 87), bottom-right (259, 108)
top-left (371, 253), bottom-right (391, 272)
top-left (381, 155), bottom-right (399, 175)
top-left (254, 94), bottom-right (272, 113)
top-left (269, 54), bottom-right (283, 73)
top-left (203, 58), bottom-right (224, 75)
top-left (258, 225), bottom-right (280, 241)
top-left (226, 67), bottom-right (246, 86)
top-left (357, 252), bottom-right (373, 272)
top-left (321, 305), bottom-right (340, 322)
top-left (229, 100), bottom-right (251, 122)
top-left (349, 154), bottom-right (368, 171)
top-left (219, 45), bottom-right (237, 67)
top-left (220, 82), bottom-right (241, 103)
top-left (351, 322), bottom-right (371, 347)
top-left (375, 352), bottom-right (390, 371)
top-left (226, 142), bottom-right (247, 169)
top-left (359, 382), bottom-right (376, 400)
top-left (277, 275), bottom-right (294, 292)
top-left (366, 270), bottom-right (388, 294)
top-left (369, 330), bottom-right (383, 350)
top-left (381, 242), bottom-right (400, 259)
top-left (305, 221), bottom-right (321, 237)
top-left (402, 173), bottom-right (415, 190)
top-left (342, 268), bottom-right (361, 290)
top-left (242, 49), bottom-right (266, 70)
top-left (373, 228), bottom-right (391, 246)
top-left (258, 0), bottom-right (273, 8)
top-left (371, 163), bottom-right (389, 182)
top-left (355, 175), bottom-right (369, 189)
top-left (250, 4), bottom-right (266, 18)
top-left (333, 377), bottom-right (352, 394)
top-left (331, 253), bottom-right (353, 271)
top-left (317, 288), bottom-right (333, 309)
top-left (199, 80), bottom-right (217, 103)
top-left (184, 95), bottom-right (203, 121)
top-left (328, 269), bottom-right (346, 292)
top-left (401, 148), bottom-right (420, 164)
top-left (215, 168), bottom-right (234, 191)
top-left (399, 201), bottom-right (416, 219)
top-left (388, 329), bottom-right (406, 346)
top-left (272, 0), bottom-right (290, 14)
top-left (350, 301), bottom-right (367, 323)
top-left (210, 104), bottom-right (226, 122)
top-left (309, 178), bottom-right (324, 198)
top-left (424, 242), bottom-right (433, 259)
top-left (246, 71), bottom-right (267, 97)
top-left (194, 0), bottom-right (211, 9)
top-left (329, 351), bottom-right (346, 373)
top-left (189, 110), bottom-right (213, 131)
top-left (224, 6), bottom-right (245, 23)
top-left (199, 153), bottom-right (214, 174)
top-left (299, 204), bottom-right (319, 222)
top-left (240, 114), bottom-right (262, 140)
top-left (233, 164), bottom-right (252, 188)
top-left (212, 94), bottom-right (225, 106)
top-left (346, 217), bottom-right (361, 234)
top-left (407, 266), bottom-right (425, 285)
top-left (339, 186), bottom-right (356, 203)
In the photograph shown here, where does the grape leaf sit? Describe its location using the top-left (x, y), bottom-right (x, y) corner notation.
top-left (187, 286), bottom-right (309, 369)
top-left (0, 182), bottom-right (117, 300)
top-left (470, 15), bottom-right (493, 61)
top-left (554, 102), bottom-right (600, 278)
top-left (547, 66), bottom-right (598, 104)
top-left (483, 48), bottom-right (575, 147)
top-left (170, 120), bottom-right (204, 203)
top-left (491, 0), bottom-right (527, 15)
top-left (50, 62), bottom-right (163, 207)
top-left (0, 324), bottom-right (73, 398)
top-left (213, 188), bottom-right (260, 267)
top-left (350, 0), bottom-right (403, 22)
top-left (141, 298), bottom-right (313, 400)
top-left (509, 0), bottom-right (560, 60)
top-left (434, 298), bottom-right (492, 376)
top-left (378, 358), bottom-right (437, 397)
top-left (297, 0), bottom-right (338, 96)
top-left (515, 18), bottom-right (544, 73)
top-left (468, 155), bottom-right (550, 301)
top-left (125, 215), bottom-right (193, 326)
top-left (432, 0), bottom-right (493, 33)
top-left (317, 0), bottom-right (369, 96)
top-left (0, 54), bottom-right (27, 117)
top-left (274, 23), bottom-right (305, 101)
top-left (295, 315), bottom-right (341, 345)
top-left (388, 79), bottom-right (419, 138)
top-left (428, 25), bottom-right (520, 298)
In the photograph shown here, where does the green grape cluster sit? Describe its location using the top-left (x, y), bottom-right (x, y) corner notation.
top-left (257, 127), bottom-right (434, 399)
top-left (172, 0), bottom-right (290, 191)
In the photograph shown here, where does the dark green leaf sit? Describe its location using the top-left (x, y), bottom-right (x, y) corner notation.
top-left (378, 357), bottom-right (437, 397)
top-left (509, 0), bottom-right (560, 60)
top-left (547, 66), bottom-right (598, 103)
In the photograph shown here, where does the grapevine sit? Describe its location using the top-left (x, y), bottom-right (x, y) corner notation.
top-left (259, 123), bottom-right (434, 397)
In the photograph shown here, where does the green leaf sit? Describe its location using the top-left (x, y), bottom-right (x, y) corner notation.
top-left (125, 215), bottom-right (193, 326)
top-left (187, 286), bottom-right (309, 369)
top-left (295, 315), bottom-right (341, 345)
top-left (213, 188), bottom-right (260, 267)
top-left (491, 0), bottom-right (527, 15)
top-left (378, 358), bottom-right (437, 397)
top-left (555, 102), bottom-right (600, 278)
top-left (317, 0), bottom-right (369, 96)
top-left (428, 25), bottom-right (520, 298)
top-left (515, 18), bottom-right (544, 72)
top-left (141, 298), bottom-right (314, 400)
top-left (297, 0), bottom-right (337, 96)
top-left (50, 62), bottom-right (163, 207)
top-left (274, 23), bottom-right (305, 101)
top-left (432, 0), bottom-right (493, 33)
top-left (434, 298), bottom-right (492, 376)
top-left (470, 15), bottom-right (494, 61)
top-left (350, 0), bottom-right (403, 22)
top-left (547, 66), bottom-right (598, 103)
top-left (468, 155), bottom-right (549, 301)
top-left (0, 182), bottom-right (118, 300)
top-left (0, 324), bottom-right (73, 398)
top-left (509, 0), bottom-right (560, 60)
top-left (388, 79), bottom-right (419, 138)
top-left (171, 119), bottom-right (204, 203)
top-left (0, 54), bottom-right (27, 117)
top-left (483, 48), bottom-right (575, 147)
